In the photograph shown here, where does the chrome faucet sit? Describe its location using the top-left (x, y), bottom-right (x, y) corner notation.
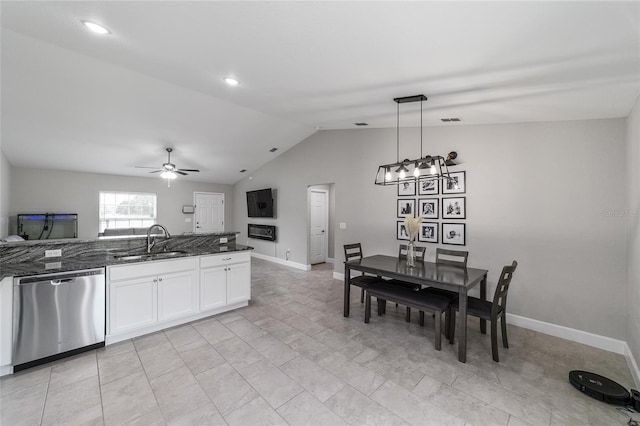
top-left (147, 224), bottom-right (170, 253)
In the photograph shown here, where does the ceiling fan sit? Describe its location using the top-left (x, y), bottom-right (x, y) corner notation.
top-left (135, 148), bottom-right (199, 186)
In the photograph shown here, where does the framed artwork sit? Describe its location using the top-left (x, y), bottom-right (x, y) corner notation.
top-left (442, 171), bottom-right (466, 194)
top-left (442, 197), bottom-right (466, 219)
top-left (397, 221), bottom-right (410, 241)
top-left (397, 199), bottom-right (415, 218)
top-left (397, 181), bottom-right (416, 196)
top-left (418, 179), bottom-right (439, 195)
top-left (442, 223), bottom-right (466, 246)
top-left (418, 198), bottom-right (438, 219)
top-left (418, 222), bottom-right (438, 243)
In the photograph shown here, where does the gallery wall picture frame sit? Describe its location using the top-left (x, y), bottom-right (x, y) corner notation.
top-left (418, 198), bottom-right (439, 219)
top-left (442, 171), bottom-right (466, 194)
top-left (397, 199), bottom-right (416, 218)
top-left (418, 179), bottom-right (439, 195)
top-left (397, 221), bottom-right (410, 241)
top-left (442, 222), bottom-right (466, 246)
top-left (397, 181), bottom-right (416, 196)
top-left (442, 197), bottom-right (466, 219)
top-left (418, 222), bottom-right (438, 243)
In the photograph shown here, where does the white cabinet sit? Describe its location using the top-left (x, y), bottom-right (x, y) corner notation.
top-left (108, 257), bottom-right (198, 336)
top-left (0, 277), bottom-right (13, 371)
top-left (109, 276), bottom-right (157, 334)
top-left (200, 252), bottom-right (251, 311)
top-left (107, 252), bottom-right (250, 344)
top-left (227, 262), bottom-right (251, 304)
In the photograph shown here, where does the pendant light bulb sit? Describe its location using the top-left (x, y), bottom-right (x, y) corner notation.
top-left (385, 168), bottom-right (392, 181)
top-left (430, 162), bottom-right (437, 175)
top-left (413, 164), bottom-right (420, 177)
top-left (399, 169), bottom-right (406, 179)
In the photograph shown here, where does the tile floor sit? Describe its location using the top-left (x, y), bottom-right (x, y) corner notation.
top-left (0, 259), bottom-right (636, 426)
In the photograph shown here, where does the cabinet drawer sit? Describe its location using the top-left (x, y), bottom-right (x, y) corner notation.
top-left (200, 251), bottom-right (250, 269)
top-left (109, 257), bottom-right (198, 281)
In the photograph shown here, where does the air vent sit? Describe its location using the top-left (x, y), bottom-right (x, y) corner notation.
top-left (269, 147), bottom-right (278, 152)
top-left (239, 169), bottom-right (247, 173)
top-left (354, 122), bottom-right (369, 126)
top-left (441, 118), bottom-right (462, 122)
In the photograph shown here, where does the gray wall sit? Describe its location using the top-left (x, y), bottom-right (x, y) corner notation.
top-left (626, 96), bottom-right (640, 367)
top-left (233, 119), bottom-right (628, 340)
top-left (9, 167), bottom-right (233, 239)
top-left (0, 150), bottom-right (10, 238)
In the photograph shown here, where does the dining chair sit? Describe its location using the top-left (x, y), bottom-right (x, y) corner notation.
top-left (343, 243), bottom-right (384, 303)
top-left (448, 260), bottom-right (518, 362)
top-left (436, 248), bottom-right (469, 267)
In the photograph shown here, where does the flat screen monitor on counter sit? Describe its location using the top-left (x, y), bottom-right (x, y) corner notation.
top-left (246, 188), bottom-right (274, 218)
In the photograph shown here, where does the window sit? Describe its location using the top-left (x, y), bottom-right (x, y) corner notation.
top-left (99, 191), bottom-right (157, 233)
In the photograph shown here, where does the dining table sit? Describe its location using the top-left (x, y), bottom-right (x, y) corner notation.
top-left (344, 254), bottom-right (488, 363)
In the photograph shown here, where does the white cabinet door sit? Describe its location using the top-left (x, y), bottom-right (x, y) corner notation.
top-left (157, 270), bottom-right (198, 322)
top-left (109, 277), bottom-right (157, 334)
top-left (200, 266), bottom-right (227, 311)
top-left (0, 277), bottom-right (13, 367)
top-left (226, 262), bottom-right (251, 304)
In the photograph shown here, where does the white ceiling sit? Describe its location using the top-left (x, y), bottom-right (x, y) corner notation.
top-left (1, 1), bottom-right (639, 184)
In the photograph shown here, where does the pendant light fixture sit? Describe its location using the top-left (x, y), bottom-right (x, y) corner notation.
top-left (374, 95), bottom-right (459, 188)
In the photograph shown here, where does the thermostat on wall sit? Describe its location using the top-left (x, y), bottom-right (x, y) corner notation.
top-left (182, 205), bottom-right (195, 214)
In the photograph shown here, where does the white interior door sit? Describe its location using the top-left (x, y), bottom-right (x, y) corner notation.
top-left (309, 189), bottom-right (327, 264)
top-left (194, 192), bottom-right (224, 233)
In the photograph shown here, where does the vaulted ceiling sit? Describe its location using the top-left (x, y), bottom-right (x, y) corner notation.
top-left (2, 1), bottom-right (639, 184)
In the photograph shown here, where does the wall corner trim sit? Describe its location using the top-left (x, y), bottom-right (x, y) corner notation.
top-left (624, 343), bottom-right (640, 389)
top-left (333, 272), bottom-right (345, 281)
top-left (251, 252), bottom-right (311, 271)
top-left (326, 257), bottom-right (335, 264)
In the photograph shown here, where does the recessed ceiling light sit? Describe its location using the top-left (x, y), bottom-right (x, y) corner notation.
top-left (81, 20), bottom-right (110, 35)
top-left (269, 147), bottom-right (278, 152)
top-left (239, 169), bottom-right (247, 173)
top-left (223, 77), bottom-right (239, 86)
top-left (354, 122), bottom-right (369, 126)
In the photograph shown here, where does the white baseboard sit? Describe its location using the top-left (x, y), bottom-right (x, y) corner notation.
top-left (326, 257), bottom-right (335, 264)
top-left (251, 252), bottom-right (311, 271)
top-left (0, 365), bottom-right (13, 377)
top-left (506, 313), bottom-right (627, 355)
top-left (334, 271), bottom-right (344, 281)
top-left (624, 343), bottom-right (640, 389)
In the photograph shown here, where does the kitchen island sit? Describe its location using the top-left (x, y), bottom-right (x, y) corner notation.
top-left (0, 232), bottom-right (253, 375)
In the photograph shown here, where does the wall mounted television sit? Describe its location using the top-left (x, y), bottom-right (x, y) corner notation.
top-left (246, 188), bottom-right (274, 218)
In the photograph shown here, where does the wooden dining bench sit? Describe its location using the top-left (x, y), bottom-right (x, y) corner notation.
top-left (364, 282), bottom-right (452, 350)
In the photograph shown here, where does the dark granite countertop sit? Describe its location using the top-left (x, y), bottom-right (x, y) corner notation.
top-left (0, 244), bottom-right (253, 280)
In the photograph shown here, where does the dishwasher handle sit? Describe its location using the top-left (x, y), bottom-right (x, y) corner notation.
top-left (50, 278), bottom-right (74, 286)
top-left (15, 268), bottom-right (105, 285)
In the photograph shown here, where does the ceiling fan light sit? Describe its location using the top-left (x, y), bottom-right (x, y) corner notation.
top-left (160, 171), bottom-right (177, 179)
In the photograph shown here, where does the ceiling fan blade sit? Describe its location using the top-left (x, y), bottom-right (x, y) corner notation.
top-left (135, 165), bottom-right (159, 169)
top-left (175, 171), bottom-right (188, 176)
top-left (178, 168), bottom-right (199, 172)
top-left (149, 170), bottom-right (162, 173)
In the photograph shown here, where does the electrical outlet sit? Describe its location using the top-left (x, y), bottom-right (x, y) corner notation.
top-left (220, 237), bottom-right (228, 243)
top-left (339, 222), bottom-right (347, 229)
top-left (45, 249), bottom-right (62, 258)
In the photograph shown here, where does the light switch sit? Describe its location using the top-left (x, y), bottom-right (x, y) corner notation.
top-left (339, 222), bottom-right (347, 229)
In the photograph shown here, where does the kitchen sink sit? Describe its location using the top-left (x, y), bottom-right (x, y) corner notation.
top-left (113, 250), bottom-right (188, 261)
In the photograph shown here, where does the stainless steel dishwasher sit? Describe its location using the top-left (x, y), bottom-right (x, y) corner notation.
top-left (13, 268), bottom-right (105, 371)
